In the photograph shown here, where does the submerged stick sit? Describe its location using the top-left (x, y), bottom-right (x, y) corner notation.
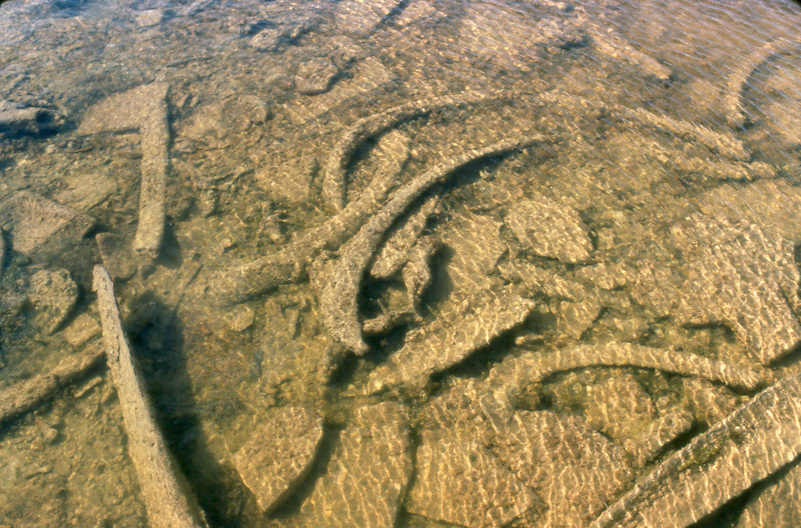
top-left (211, 130), bottom-right (410, 305)
top-left (0, 343), bottom-right (105, 425)
top-left (590, 372), bottom-right (801, 528)
top-left (317, 134), bottom-right (548, 354)
top-left (78, 83), bottom-right (170, 267)
top-left (93, 265), bottom-right (208, 528)
top-left (725, 37), bottom-right (801, 128)
top-left (322, 92), bottom-right (510, 210)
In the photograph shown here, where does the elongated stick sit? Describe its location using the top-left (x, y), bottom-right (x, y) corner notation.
top-left (94, 265), bottom-right (208, 528)
top-left (0, 343), bottom-right (104, 425)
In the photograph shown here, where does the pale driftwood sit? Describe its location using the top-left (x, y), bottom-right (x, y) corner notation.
top-left (0, 342), bottom-right (104, 424)
top-left (321, 92), bottom-right (510, 210)
top-left (317, 135), bottom-right (548, 354)
top-left (590, 372), bottom-right (801, 528)
top-left (78, 83), bottom-right (170, 266)
top-left (93, 265), bottom-right (208, 528)
top-left (724, 37), bottom-right (801, 128)
top-left (488, 342), bottom-right (770, 393)
top-left (211, 128), bottom-right (410, 304)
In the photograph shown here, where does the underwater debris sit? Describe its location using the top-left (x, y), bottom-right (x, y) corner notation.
top-left (591, 371), bottom-right (801, 528)
top-left (318, 135), bottom-right (548, 354)
top-left (94, 265), bottom-right (208, 528)
top-left (78, 83), bottom-right (170, 268)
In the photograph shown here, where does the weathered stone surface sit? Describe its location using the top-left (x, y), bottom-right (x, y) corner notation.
top-left (670, 214), bottom-right (801, 364)
top-left (498, 410), bottom-right (633, 528)
top-left (295, 58), bottom-right (339, 95)
top-left (96, 233), bottom-right (137, 281)
top-left (367, 286), bottom-right (536, 394)
top-left (285, 57), bottom-right (393, 126)
top-left (736, 457), bottom-right (801, 527)
top-left (583, 374), bottom-right (656, 443)
top-left (504, 195), bottom-right (592, 263)
top-left (299, 402), bottom-right (412, 528)
top-left (409, 428), bottom-right (538, 528)
top-left (591, 372), bottom-right (801, 528)
top-left (624, 408), bottom-right (695, 468)
top-left (29, 268), bottom-right (78, 334)
top-left (401, 235), bottom-right (440, 312)
top-left (442, 211), bottom-right (507, 295)
top-left (63, 312), bottom-right (102, 349)
top-left (680, 377), bottom-right (745, 427)
top-left (0, 100), bottom-right (62, 137)
top-left (0, 191), bottom-right (94, 261)
top-left (232, 406), bottom-right (323, 515)
top-left (335, 0), bottom-right (401, 36)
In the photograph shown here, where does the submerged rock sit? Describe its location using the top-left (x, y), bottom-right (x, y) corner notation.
top-left (0, 100), bottom-right (63, 137)
top-left (29, 268), bottom-right (78, 334)
top-left (295, 58), bottom-right (339, 95)
top-left (232, 406), bottom-right (324, 515)
top-left (670, 214), bottom-right (801, 364)
top-left (0, 191), bottom-right (94, 262)
top-left (298, 402), bottom-right (412, 528)
top-left (409, 428), bottom-right (539, 528)
top-left (504, 195), bottom-right (592, 263)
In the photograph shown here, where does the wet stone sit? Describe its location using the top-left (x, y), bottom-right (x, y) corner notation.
top-left (670, 214), bottom-right (801, 364)
top-left (583, 373), bottom-right (656, 443)
top-left (96, 233), bottom-right (137, 281)
top-left (232, 406), bottom-right (324, 515)
top-left (367, 286), bottom-right (536, 394)
top-left (63, 312), bottom-right (102, 349)
top-left (335, 0), bottom-right (401, 36)
top-left (299, 402), bottom-right (412, 528)
top-left (295, 58), bottom-right (339, 95)
top-left (29, 268), bottom-right (78, 334)
top-left (409, 428), bottom-right (538, 528)
top-left (736, 457), bottom-right (801, 528)
top-left (0, 100), bottom-right (63, 137)
top-left (497, 410), bottom-right (633, 528)
top-left (0, 191), bottom-right (94, 262)
top-left (504, 195), bottom-right (592, 263)
top-left (441, 211), bottom-right (507, 296)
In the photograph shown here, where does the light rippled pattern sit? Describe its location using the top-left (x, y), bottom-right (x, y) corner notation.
top-left (1, 0), bottom-right (800, 526)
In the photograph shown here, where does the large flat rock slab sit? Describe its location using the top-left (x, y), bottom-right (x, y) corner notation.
top-left (232, 406), bottom-right (324, 515)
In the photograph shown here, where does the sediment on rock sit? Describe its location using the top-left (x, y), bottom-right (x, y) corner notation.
top-left (724, 37), bottom-right (801, 127)
top-left (317, 134), bottom-right (548, 354)
top-left (93, 265), bottom-right (208, 528)
top-left (78, 83), bottom-right (170, 267)
top-left (623, 408), bottom-right (695, 468)
top-left (0, 342), bottom-right (105, 424)
top-left (366, 287), bottom-right (536, 394)
top-left (0, 100), bottom-right (63, 137)
top-left (321, 92), bottom-right (510, 210)
top-left (590, 372), bottom-right (801, 528)
top-left (487, 342), bottom-right (769, 393)
top-left (213, 129), bottom-right (410, 305)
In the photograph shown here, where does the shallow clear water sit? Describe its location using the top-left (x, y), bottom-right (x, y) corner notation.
top-left (1, 0), bottom-right (801, 526)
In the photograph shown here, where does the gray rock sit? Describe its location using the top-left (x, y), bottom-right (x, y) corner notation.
top-left (28, 268), bottom-right (78, 334)
top-left (299, 402), bottom-right (412, 528)
top-left (232, 406), bottom-right (324, 515)
top-left (0, 191), bottom-right (94, 262)
top-left (295, 58), bottom-right (339, 96)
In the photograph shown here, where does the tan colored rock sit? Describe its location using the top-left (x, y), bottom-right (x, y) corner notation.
top-left (298, 402), bottom-right (412, 528)
top-left (232, 406), bottom-right (323, 515)
top-left (29, 268), bottom-right (78, 334)
top-left (504, 195), bottom-right (592, 263)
